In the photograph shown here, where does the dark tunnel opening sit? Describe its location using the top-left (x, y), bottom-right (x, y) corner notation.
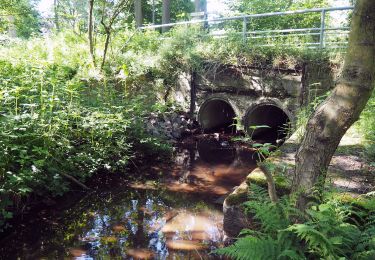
top-left (244, 104), bottom-right (291, 144)
top-left (198, 99), bottom-right (236, 133)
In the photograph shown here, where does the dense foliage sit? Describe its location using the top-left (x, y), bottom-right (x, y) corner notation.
top-left (137, 0), bottom-right (195, 24)
top-left (226, 0), bottom-right (329, 30)
top-left (52, 0), bottom-right (194, 34)
top-left (217, 184), bottom-right (375, 260)
top-left (0, 32), bottom-right (172, 228)
top-left (0, 0), bottom-right (40, 38)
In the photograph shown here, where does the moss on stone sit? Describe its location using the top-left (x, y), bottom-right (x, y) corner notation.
top-left (246, 166), bottom-right (291, 192)
top-left (225, 164), bottom-right (294, 208)
top-left (332, 192), bottom-right (375, 211)
top-left (246, 168), bottom-right (266, 184)
top-left (225, 182), bottom-right (249, 206)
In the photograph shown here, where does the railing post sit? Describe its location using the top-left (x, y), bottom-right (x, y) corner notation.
top-left (319, 9), bottom-right (326, 48)
top-left (242, 17), bottom-right (247, 43)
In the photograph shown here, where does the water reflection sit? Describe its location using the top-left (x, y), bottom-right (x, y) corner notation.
top-left (0, 138), bottom-right (256, 259)
top-left (198, 139), bottom-right (236, 165)
top-left (0, 189), bottom-right (225, 259)
top-left (157, 138), bottom-right (256, 197)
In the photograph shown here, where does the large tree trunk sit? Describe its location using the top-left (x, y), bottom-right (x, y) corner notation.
top-left (134, 0), bottom-right (143, 28)
top-left (292, 0), bottom-right (375, 210)
top-left (162, 0), bottom-right (170, 33)
top-left (88, 0), bottom-right (96, 66)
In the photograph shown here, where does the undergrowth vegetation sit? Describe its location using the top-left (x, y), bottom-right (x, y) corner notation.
top-left (0, 31), bottom-right (173, 228)
top-left (216, 184), bottom-right (375, 260)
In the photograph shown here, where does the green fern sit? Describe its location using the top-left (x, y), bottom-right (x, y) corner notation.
top-left (247, 183), bottom-right (270, 202)
top-left (354, 211), bottom-right (375, 259)
top-left (216, 185), bottom-right (306, 260)
top-left (286, 224), bottom-right (337, 258)
top-left (244, 184), bottom-right (302, 234)
top-left (215, 235), bottom-right (305, 260)
top-left (286, 202), bottom-right (363, 259)
top-left (217, 184), bottom-right (375, 260)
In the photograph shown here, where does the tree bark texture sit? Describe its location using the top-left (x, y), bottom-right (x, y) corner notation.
top-left (134, 0), bottom-right (143, 28)
top-left (292, 0), bottom-right (375, 210)
top-left (88, 0), bottom-right (96, 66)
top-left (162, 0), bottom-right (170, 33)
top-left (101, 29), bottom-right (111, 70)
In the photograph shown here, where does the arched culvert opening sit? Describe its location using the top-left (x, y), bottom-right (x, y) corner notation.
top-left (244, 104), bottom-right (291, 144)
top-left (198, 99), bottom-right (236, 133)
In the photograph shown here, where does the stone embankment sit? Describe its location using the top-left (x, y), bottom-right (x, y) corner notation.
top-left (145, 111), bottom-right (198, 140)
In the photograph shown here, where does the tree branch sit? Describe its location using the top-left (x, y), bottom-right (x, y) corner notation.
top-left (259, 163), bottom-right (278, 203)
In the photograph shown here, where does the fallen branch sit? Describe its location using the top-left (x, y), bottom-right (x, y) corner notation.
top-left (60, 172), bottom-right (90, 190)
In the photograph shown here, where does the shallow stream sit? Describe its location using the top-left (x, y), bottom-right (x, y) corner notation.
top-left (0, 138), bottom-right (256, 259)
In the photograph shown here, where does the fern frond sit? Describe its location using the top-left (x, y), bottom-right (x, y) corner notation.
top-left (248, 184), bottom-right (270, 202)
top-left (277, 249), bottom-right (305, 260)
top-left (244, 188), bottom-right (295, 233)
top-left (286, 224), bottom-right (336, 258)
top-left (337, 223), bottom-right (361, 250)
top-left (216, 235), bottom-right (305, 260)
top-left (224, 183), bottom-right (375, 260)
top-left (215, 236), bottom-right (279, 260)
top-left (244, 200), bottom-right (289, 234)
top-left (352, 249), bottom-right (375, 260)
top-left (239, 228), bottom-right (266, 238)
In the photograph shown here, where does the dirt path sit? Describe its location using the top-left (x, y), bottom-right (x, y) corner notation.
top-left (276, 126), bottom-right (374, 195)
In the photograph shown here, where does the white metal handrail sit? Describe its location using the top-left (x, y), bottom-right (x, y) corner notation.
top-left (139, 6), bottom-right (354, 49)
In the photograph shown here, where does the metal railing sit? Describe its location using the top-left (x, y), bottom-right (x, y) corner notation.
top-left (140, 6), bottom-right (354, 49)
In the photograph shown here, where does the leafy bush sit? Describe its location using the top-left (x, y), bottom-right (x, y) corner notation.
top-left (0, 34), bottom-right (171, 229)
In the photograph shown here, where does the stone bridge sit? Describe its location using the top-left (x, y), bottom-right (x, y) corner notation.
top-left (172, 63), bottom-right (334, 139)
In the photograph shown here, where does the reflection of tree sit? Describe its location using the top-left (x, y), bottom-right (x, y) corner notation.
top-left (1, 185), bottom-right (222, 258)
top-left (129, 194), bottom-right (147, 248)
top-left (177, 147), bottom-right (197, 184)
top-left (60, 190), bottom-right (137, 257)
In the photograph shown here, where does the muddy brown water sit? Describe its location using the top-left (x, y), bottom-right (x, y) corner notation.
top-left (0, 138), bottom-right (257, 259)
